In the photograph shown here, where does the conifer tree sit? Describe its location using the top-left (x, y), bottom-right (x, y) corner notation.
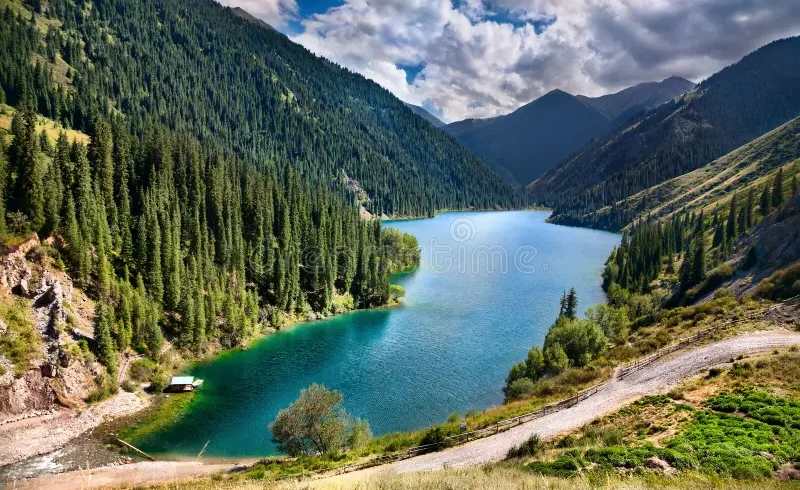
top-left (9, 111), bottom-right (45, 228)
top-left (760, 183), bottom-right (771, 215)
top-left (726, 193), bottom-right (737, 240)
top-left (94, 301), bottom-right (117, 375)
top-left (772, 168), bottom-right (784, 208)
top-left (0, 150), bottom-right (6, 239)
top-left (565, 288), bottom-right (578, 319)
top-left (691, 220), bottom-right (706, 286)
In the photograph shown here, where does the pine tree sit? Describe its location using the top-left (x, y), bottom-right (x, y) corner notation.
top-left (145, 303), bottom-right (164, 361)
top-left (772, 168), bottom-right (784, 208)
top-left (745, 188), bottom-right (754, 229)
top-left (565, 288), bottom-right (578, 319)
top-left (726, 193), bottom-right (737, 240)
top-left (94, 302), bottom-right (117, 375)
top-left (760, 183), bottom-right (771, 216)
top-left (691, 225), bottom-right (706, 287)
top-left (792, 173), bottom-right (798, 198)
top-left (9, 110), bottom-right (45, 228)
top-left (0, 150), bottom-right (7, 239)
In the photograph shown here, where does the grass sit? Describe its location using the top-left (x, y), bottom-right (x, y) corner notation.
top-left (134, 466), bottom-right (800, 489)
top-left (0, 296), bottom-right (40, 376)
top-left (518, 349), bottom-right (800, 483)
top-left (117, 392), bottom-right (197, 446)
top-left (0, 103), bottom-right (89, 145)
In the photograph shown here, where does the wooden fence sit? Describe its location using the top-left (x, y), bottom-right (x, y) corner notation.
top-left (279, 295), bottom-right (799, 480)
top-left (617, 294), bottom-right (799, 379)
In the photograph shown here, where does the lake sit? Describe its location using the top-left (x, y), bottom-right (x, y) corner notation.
top-left (137, 211), bottom-right (619, 458)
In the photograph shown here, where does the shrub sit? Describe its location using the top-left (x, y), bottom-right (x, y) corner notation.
top-left (543, 316), bottom-right (607, 368)
top-left (121, 380), bottom-right (138, 392)
top-left (527, 451), bottom-right (585, 477)
top-left (507, 434), bottom-right (544, 459)
top-left (85, 373), bottom-right (119, 403)
top-left (149, 372), bottom-right (169, 393)
top-left (348, 418), bottom-right (372, 450)
top-left (754, 262), bottom-right (800, 300)
top-left (506, 378), bottom-right (536, 401)
top-left (129, 358), bottom-right (156, 382)
top-left (0, 301), bottom-right (39, 376)
top-left (420, 426), bottom-right (448, 449)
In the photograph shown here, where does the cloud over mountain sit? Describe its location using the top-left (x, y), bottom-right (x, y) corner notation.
top-left (225, 0), bottom-right (800, 122)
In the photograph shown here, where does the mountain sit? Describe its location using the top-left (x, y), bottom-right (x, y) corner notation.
top-left (529, 37), bottom-right (800, 230)
top-left (444, 80), bottom-right (693, 187)
top-left (608, 117), bottom-right (800, 230)
top-left (404, 103), bottom-right (445, 128)
top-left (444, 90), bottom-right (612, 186)
top-left (229, 6), bottom-right (275, 31)
top-left (0, 0), bottom-right (519, 217)
top-left (576, 77), bottom-right (695, 120)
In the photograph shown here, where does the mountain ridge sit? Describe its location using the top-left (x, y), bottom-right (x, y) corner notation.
top-left (528, 36), bottom-right (800, 230)
top-left (443, 78), bottom-right (694, 186)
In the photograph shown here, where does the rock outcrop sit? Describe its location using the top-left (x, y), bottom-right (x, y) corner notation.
top-left (0, 237), bottom-right (96, 421)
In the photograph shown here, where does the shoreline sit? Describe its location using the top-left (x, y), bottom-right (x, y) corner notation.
top-left (0, 276), bottom-right (416, 481)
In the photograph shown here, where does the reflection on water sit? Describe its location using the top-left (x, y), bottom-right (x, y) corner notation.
top-left (138, 211), bottom-right (619, 458)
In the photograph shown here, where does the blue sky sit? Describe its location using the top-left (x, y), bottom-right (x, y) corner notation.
top-left (219, 0), bottom-right (800, 123)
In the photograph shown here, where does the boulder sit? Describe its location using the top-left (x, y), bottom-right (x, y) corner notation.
top-left (644, 456), bottom-right (675, 476)
top-left (776, 463), bottom-right (800, 481)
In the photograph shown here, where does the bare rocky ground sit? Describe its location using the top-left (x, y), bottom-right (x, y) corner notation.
top-left (14, 329), bottom-right (800, 490)
top-left (0, 236), bottom-right (151, 481)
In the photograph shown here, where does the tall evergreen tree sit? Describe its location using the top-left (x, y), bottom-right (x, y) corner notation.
top-left (565, 288), bottom-right (578, 320)
top-left (772, 168), bottom-right (784, 208)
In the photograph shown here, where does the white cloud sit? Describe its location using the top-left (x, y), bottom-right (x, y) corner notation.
top-left (239, 0), bottom-right (800, 122)
top-left (216, 0), bottom-right (298, 28)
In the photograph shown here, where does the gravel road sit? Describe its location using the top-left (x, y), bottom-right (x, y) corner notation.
top-left (12, 329), bottom-right (800, 489)
top-left (369, 329), bottom-right (800, 475)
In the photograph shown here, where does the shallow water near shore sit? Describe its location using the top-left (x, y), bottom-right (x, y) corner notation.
top-left (135, 211), bottom-right (619, 458)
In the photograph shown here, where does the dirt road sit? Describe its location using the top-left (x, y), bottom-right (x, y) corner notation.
top-left (371, 329), bottom-right (800, 475)
top-left (13, 329), bottom-right (800, 489)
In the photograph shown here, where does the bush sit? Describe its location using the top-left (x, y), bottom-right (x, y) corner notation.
top-left (543, 316), bottom-right (607, 368)
top-left (121, 380), bottom-right (138, 392)
top-left (129, 358), bottom-right (156, 382)
top-left (85, 373), bottom-right (119, 403)
top-left (420, 426), bottom-right (449, 449)
top-left (506, 378), bottom-right (536, 401)
top-left (755, 263), bottom-right (800, 300)
top-left (149, 372), bottom-right (169, 393)
top-left (0, 300), bottom-right (39, 376)
top-left (507, 434), bottom-right (544, 459)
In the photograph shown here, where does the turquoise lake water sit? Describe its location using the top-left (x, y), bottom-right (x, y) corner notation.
top-left (137, 211), bottom-right (619, 458)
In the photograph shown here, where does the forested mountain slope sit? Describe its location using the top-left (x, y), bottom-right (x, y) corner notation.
top-left (444, 79), bottom-right (693, 187)
top-left (601, 117), bottom-right (800, 230)
top-left (0, 0), bottom-right (518, 217)
top-left (529, 37), bottom-right (800, 230)
top-left (0, 0), bottom-right (443, 395)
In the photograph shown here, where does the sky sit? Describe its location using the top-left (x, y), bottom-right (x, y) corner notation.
top-left (216, 0), bottom-right (800, 123)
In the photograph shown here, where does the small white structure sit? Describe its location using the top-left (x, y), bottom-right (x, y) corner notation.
top-left (167, 376), bottom-right (204, 392)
